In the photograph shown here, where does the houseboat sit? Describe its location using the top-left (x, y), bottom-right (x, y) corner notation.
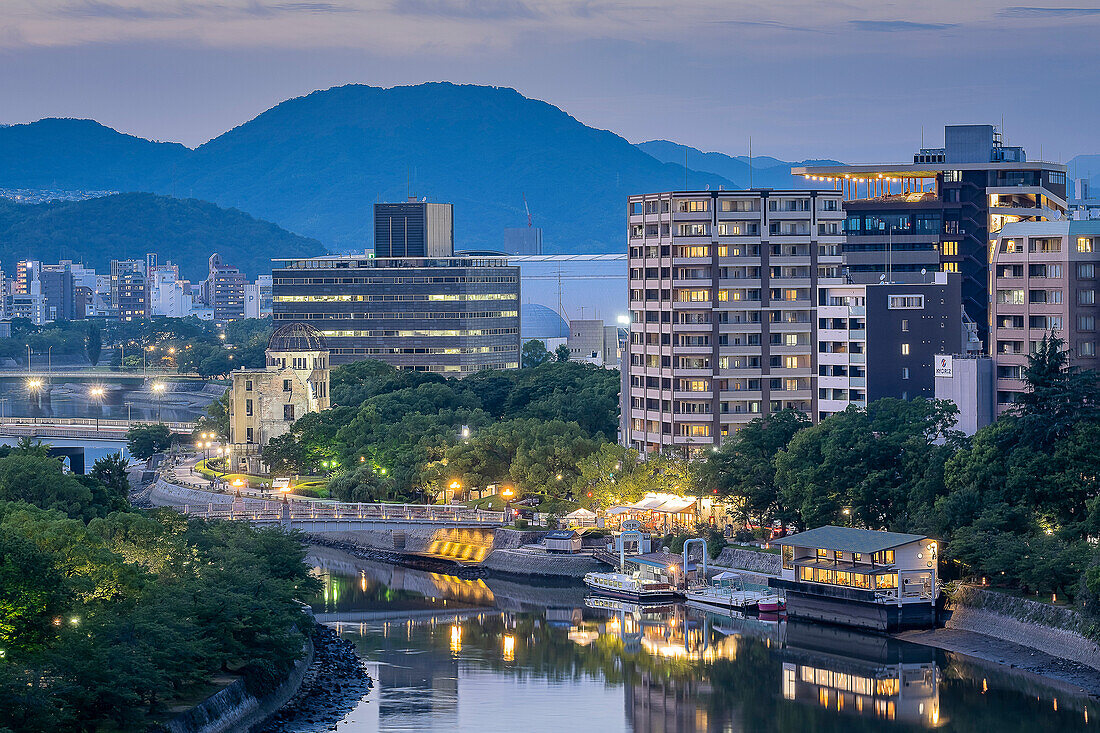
top-left (769, 526), bottom-right (940, 631)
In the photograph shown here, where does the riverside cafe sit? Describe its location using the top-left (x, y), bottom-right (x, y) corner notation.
top-left (606, 492), bottom-right (717, 533)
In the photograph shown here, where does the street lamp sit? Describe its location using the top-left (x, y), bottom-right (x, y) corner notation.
top-left (89, 386), bottom-right (104, 431)
top-left (450, 480), bottom-right (462, 504)
top-left (501, 486), bottom-right (515, 520)
top-left (152, 382), bottom-right (166, 421)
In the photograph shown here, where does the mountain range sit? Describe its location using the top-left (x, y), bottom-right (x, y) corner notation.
top-left (0, 193), bottom-right (322, 281)
top-left (0, 83), bottom-right (826, 257)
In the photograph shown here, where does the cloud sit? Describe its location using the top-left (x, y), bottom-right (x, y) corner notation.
top-left (999, 6), bottom-right (1100, 17)
top-left (848, 20), bottom-right (957, 31)
top-left (392, 0), bottom-right (539, 20)
top-left (56, 0), bottom-right (357, 21)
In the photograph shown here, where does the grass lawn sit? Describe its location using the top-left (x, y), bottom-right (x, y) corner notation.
top-left (194, 460), bottom-right (329, 497)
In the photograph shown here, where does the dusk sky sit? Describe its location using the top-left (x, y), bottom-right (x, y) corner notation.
top-left (3, 1), bottom-right (1099, 163)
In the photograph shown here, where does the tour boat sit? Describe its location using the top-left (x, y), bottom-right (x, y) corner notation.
top-left (684, 571), bottom-right (781, 613)
top-left (758, 599), bottom-right (786, 613)
top-left (583, 571), bottom-right (678, 601)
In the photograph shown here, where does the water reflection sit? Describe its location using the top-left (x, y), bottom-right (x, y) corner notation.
top-left (305, 547), bottom-right (1097, 733)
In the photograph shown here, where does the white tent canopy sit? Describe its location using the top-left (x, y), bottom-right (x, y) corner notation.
top-left (565, 508), bottom-right (597, 519)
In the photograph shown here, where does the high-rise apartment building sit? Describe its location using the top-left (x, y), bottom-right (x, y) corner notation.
top-left (271, 254), bottom-right (520, 374)
top-left (817, 273), bottom-right (968, 419)
top-left (110, 259), bottom-right (146, 313)
top-left (116, 270), bottom-right (147, 322)
top-left (374, 200), bottom-right (455, 258)
top-left (795, 125), bottom-right (1067, 345)
top-left (204, 253), bottom-right (246, 324)
top-left (990, 220), bottom-right (1100, 414)
top-left (621, 189), bottom-right (845, 456)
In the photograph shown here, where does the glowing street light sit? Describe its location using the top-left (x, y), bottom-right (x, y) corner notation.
top-left (449, 480), bottom-right (461, 502)
top-left (89, 386), bottom-right (105, 430)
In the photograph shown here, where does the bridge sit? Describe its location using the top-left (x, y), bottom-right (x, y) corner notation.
top-left (0, 369), bottom-right (206, 383)
top-left (0, 416), bottom-right (197, 439)
top-left (177, 500), bottom-right (507, 529)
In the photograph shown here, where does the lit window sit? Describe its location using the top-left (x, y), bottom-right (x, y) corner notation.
top-left (1079, 237), bottom-right (1094, 253)
top-left (941, 241), bottom-right (959, 256)
top-left (901, 344), bottom-right (910, 355)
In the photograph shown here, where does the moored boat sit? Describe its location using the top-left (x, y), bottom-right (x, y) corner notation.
top-left (684, 571), bottom-right (782, 612)
top-left (583, 571), bottom-right (679, 601)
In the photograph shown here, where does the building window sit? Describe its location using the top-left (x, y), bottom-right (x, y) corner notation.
top-left (888, 295), bottom-right (924, 310)
top-left (782, 545), bottom-right (793, 570)
top-left (246, 427), bottom-right (254, 443)
top-left (245, 380), bottom-right (253, 391)
top-left (902, 367), bottom-right (910, 380)
top-left (901, 343), bottom-right (910, 356)
top-left (284, 404), bottom-right (295, 421)
top-left (941, 241), bottom-right (959, 256)
top-left (283, 379), bottom-right (292, 392)
top-left (1080, 290), bottom-right (1096, 306)
top-left (1080, 315), bottom-right (1096, 331)
top-left (245, 399), bottom-right (253, 416)
top-left (900, 319), bottom-right (909, 332)
top-left (677, 200), bottom-right (709, 212)
top-left (1082, 341), bottom-right (1097, 357)
top-left (942, 262), bottom-right (959, 273)
top-left (1079, 237), bottom-right (1094, 253)
top-left (1079, 263), bottom-right (1095, 279)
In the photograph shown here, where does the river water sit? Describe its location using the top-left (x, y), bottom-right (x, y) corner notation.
top-left (0, 377), bottom-right (216, 422)
top-left (305, 546), bottom-right (1098, 733)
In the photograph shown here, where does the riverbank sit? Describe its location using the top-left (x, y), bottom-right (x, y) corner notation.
top-left (256, 624), bottom-right (372, 733)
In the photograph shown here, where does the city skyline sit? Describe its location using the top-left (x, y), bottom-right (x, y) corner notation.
top-left (2, 1), bottom-right (1099, 162)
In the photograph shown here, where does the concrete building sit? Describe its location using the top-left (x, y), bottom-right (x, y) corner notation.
top-left (227, 323), bottom-right (331, 473)
top-left (271, 254), bottom-right (520, 374)
top-left (203, 253), bottom-right (246, 324)
top-left (40, 263), bottom-right (78, 321)
top-left (990, 220), bottom-right (1100, 414)
top-left (244, 275), bottom-right (273, 319)
top-left (510, 254), bottom-right (627, 325)
top-left (1070, 178), bottom-right (1100, 221)
top-left (796, 124), bottom-right (1067, 345)
top-left (116, 270), bottom-right (147, 322)
top-left (817, 273), bottom-right (968, 418)
top-left (567, 319), bottom-right (620, 367)
top-left (110, 259), bottom-right (145, 313)
top-left (933, 354), bottom-right (995, 435)
top-left (502, 227), bottom-right (543, 255)
top-left (373, 200), bottom-right (454, 258)
top-left (148, 267), bottom-right (195, 318)
top-left (622, 189), bottom-right (845, 455)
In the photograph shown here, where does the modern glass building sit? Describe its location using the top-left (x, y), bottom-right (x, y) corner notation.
top-left (271, 255), bottom-right (520, 374)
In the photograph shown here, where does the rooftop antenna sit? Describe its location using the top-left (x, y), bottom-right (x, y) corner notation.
top-left (523, 193), bottom-right (532, 227)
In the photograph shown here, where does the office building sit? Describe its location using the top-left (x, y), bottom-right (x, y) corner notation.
top-left (40, 263), bottom-right (78, 321)
top-left (10, 290), bottom-right (46, 325)
top-left (817, 273), bottom-right (968, 418)
top-left (502, 227), bottom-right (543, 255)
top-left (271, 254), bottom-right (520, 374)
top-left (203, 253), bottom-right (246, 324)
top-left (622, 189), bottom-right (845, 456)
top-left (373, 200), bottom-right (454, 258)
top-left (244, 275), bottom-right (273, 319)
top-left (934, 354), bottom-right (995, 436)
top-left (149, 268), bottom-right (195, 318)
top-left (567, 319), bottom-right (620, 367)
top-left (228, 323), bottom-right (331, 473)
top-left (795, 125), bottom-right (1067, 345)
top-left (14, 260), bottom-right (40, 296)
top-left (990, 220), bottom-right (1100, 414)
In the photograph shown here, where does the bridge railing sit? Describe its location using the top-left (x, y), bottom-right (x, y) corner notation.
top-left (176, 501), bottom-right (507, 525)
top-left (0, 416), bottom-right (196, 432)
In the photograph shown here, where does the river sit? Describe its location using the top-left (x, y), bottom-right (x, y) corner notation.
top-left (0, 376), bottom-right (218, 422)
top-left (303, 546), bottom-right (1098, 733)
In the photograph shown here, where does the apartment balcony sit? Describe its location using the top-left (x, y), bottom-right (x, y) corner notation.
top-left (719, 390), bottom-right (763, 401)
top-left (717, 321), bottom-right (762, 331)
top-left (849, 353), bottom-right (866, 364)
top-left (675, 320), bottom-right (713, 332)
top-left (848, 329), bottom-right (867, 340)
top-left (672, 279), bottom-right (714, 288)
top-left (818, 328), bottom-right (848, 341)
top-left (672, 344), bottom-right (712, 355)
top-left (849, 376), bottom-right (867, 388)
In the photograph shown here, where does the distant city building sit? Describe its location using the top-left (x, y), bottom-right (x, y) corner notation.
top-left (202, 253), bottom-right (246, 324)
top-left (934, 353), bottom-right (995, 436)
top-left (502, 227), bottom-right (543, 255)
top-left (40, 262), bottom-right (78, 321)
top-left (272, 254), bottom-right (520, 374)
top-left (622, 189), bottom-right (845, 456)
top-left (9, 290), bottom-right (46, 325)
top-left (373, 200), bottom-right (454, 258)
top-left (990, 220), bottom-right (1100, 414)
top-left (817, 273), bottom-right (967, 418)
top-left (796, 124), bottom-right (1067, 345)
top-left (520, 303), bottom-right (569, 343)
top-left (244, 275), bottom-right (273, 319)
top-left (228, 323), bottom-right (331, 474)
top-left (567, 319), bottom-right (620, 367)
top-left (110, 258), bottom-right (146, 313)
top-left (14, 260), bottom-right (40, 296)
top-left (148, 268), bottom-right (195, 318)
top-left (510, 254), bottom-right (628, 324)
top-left (1070, 178), bottom-right (1100, 221)
top-left (116, 270), bottom-right (147, 323)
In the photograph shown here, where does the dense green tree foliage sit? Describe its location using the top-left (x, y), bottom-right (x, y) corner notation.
top-left (125, 424), bottom-right (173, 459)
top-left (0, 444), bottom-right (319, 731)
top-left (521, 339), bottom-right (552, 369)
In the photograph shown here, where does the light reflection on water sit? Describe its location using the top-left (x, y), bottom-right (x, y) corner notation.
top-left (305, 547), bottom-right (1098, 733)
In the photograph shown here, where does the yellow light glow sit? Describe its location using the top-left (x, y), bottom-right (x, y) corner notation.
top-left (503, 634), bottom-right (515, 662)
top-left (450, 624), bottom-right (462, 654)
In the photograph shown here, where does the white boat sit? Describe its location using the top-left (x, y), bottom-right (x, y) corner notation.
top-left (583, 571), bottom-right (678, 601)
top-left (684, 571), bottom-right (779, 612)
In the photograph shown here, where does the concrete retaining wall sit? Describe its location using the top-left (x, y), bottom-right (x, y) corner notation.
top-left (715, 547), bottom-right (782, 576)
top-left (481, 548), bottom-right (602, 578)
top-left (166, 639), bottom-right (313, 733)
top-left (947, 586), bottom-right (1100, 671)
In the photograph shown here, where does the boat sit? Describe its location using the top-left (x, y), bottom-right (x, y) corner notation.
top-left (583, 571), bottom-right (679, 601)
top-left (758, 599), bottom-right (786, 613)
top-left (684, 571), bottom-right (782, 613)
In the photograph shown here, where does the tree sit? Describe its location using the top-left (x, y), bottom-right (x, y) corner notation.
top-left (1013, 331), bottom-right (1100, 442)
top-left (0, 455), bottom-right (98, 520)
top-left (698, 409), bottom-right (809, 527)
top-left (85, 322), bottom-right (102, 366)
top-left (0, 526), bottom-right (70, 651)
top-left (91, 452), bottom-right (130, 507)
top-left (554, 343), bottom-right (571, 362)
top-left (261, 432), bottom-right (309, 475)
top-left (521, 339), bottom-right (551, 368)
top-left (327, 466), bottom-right (405, 503)
top-left (126, 424), bottom-right (172, 459)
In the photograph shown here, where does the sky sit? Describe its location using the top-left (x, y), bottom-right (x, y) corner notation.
top-left (2, 1), bottom-right (1099, 163)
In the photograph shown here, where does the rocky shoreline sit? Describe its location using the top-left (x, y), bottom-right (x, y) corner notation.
top-left (256, 624), bottom-right (372, 733)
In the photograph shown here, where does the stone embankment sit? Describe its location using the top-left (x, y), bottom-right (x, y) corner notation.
top-left (256, 625), bottom-right (372, 732)
top-left (480, 547), bottom-right (604, 578)
top-left (942, 585), bottom-right (1100, 671)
